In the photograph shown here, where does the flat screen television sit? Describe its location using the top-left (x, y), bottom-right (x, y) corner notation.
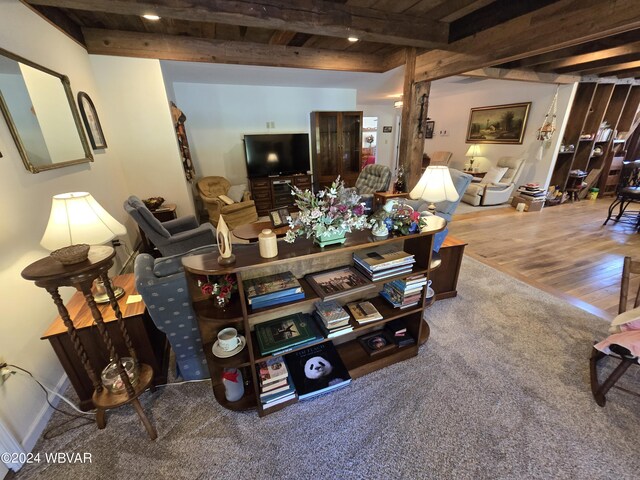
top-left (243, 133), bottom-right (310, 178)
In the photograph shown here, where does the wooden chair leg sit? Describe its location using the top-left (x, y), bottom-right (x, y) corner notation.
top-left (96, 408), bottom-right (106, 429)
top-left (590, 346), bottom-right (635, 407)
top-left (131, 398), bottom-right (157, 440)
top-left (604, 199), bottom-right (621, 225)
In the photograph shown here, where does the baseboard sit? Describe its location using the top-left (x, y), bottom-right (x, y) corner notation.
top-left (21, 373), bottom-right (69, 453)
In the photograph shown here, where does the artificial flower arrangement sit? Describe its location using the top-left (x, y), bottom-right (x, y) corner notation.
top-left (371, 201), bottom-right (430, 236)
top-left (197, 274), bottom-right (238, 300)
top-left (284, 176), bottom-right (371, 243)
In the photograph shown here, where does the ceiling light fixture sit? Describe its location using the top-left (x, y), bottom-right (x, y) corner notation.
top-left (142, 14), bottom-right (161, 21)
top-left (348, 37), bottom-right (359, 42)
top-left (394, 100), bottom-right (403, 109)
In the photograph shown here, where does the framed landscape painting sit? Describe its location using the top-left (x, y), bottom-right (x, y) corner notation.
top-left (466, 102), bottom-right (531, 144)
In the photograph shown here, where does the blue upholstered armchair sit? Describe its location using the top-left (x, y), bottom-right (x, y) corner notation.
top-left (135, 245), bottom-right (218, 380)
top-left (124, 195), bottom-right (216, 257)
top-left (405, 168), bottom-right (473, 251)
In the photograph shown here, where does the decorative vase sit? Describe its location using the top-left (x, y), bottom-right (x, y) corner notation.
top-left (213, 295), bottom-right (230, 308)
top-left (222, 368), bottom-right (244, 402)
top-left (314, 229), bottom-right (347, 248)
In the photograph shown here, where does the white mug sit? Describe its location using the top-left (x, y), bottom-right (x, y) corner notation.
top-left (218, 327), bottom-right (240, 352)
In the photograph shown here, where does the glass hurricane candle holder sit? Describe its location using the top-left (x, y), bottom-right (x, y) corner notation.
top-left (101, 357), bottom-right (139, 394)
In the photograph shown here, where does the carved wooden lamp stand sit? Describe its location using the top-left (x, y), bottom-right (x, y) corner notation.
top-left (22, 246), bottom-right (157, 440)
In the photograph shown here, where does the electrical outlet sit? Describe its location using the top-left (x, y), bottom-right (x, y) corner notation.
top-left (440, 129), bottom-right (449, 136)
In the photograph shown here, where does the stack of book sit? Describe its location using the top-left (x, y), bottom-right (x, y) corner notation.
top-left (257, 357), bottom-right (296, 409)
top-left (346, 300), bottom-right (383, 325)
top-left (380, 273), bottom-right (427, 309)
top-left (313, 300), bottom-right (353, 338)
top-left (516, 183), bottom-right (546, 202)
top-left (384, 319), bottom-right (416, 347)
top-left (285, 342), bottom-right (351, 401)
top-left (243, 271), bottom-right (304, 309)
top-left (353, 247), bottom-right (415, 281)
top-left (255, 313), bottom-right (323, 356)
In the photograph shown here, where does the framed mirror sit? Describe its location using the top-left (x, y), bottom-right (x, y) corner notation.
top-left (0, 48), bottom-right (93, 173)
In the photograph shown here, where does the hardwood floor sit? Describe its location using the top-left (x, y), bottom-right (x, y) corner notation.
top-left (449, 198), bottom-right (640, 320)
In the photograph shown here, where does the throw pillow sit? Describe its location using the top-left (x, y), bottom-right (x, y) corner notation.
top-left (227, 184), bottom-right (246, 203)
top-left (218, 194), bottom-right (235, 205)
top-left (482, 166), bottom-right (509, 185)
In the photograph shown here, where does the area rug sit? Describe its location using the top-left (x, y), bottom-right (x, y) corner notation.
top-left (12, 257), bottom-right (640, 479)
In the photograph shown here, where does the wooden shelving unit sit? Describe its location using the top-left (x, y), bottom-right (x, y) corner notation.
top-left (549, 82), bottom-right (640, 201)
top-left (181, 219), bottom-right (446, 417)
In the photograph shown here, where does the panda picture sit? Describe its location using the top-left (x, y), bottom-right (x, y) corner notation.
top-left (286, 342), bottom-right (352, 399)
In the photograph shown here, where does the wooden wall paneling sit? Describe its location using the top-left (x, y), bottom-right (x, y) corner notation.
top-left (617, 85), bottom-right (640, 132)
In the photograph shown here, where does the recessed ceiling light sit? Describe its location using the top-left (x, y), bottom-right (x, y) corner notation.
top-left (348, 37), bottom-right (359, 42)
top-left (142, 14), bottom-right (161, 21)
top-left (394, 101), bottom-right (403, 108)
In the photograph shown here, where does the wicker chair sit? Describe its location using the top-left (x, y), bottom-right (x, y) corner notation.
top-left (197, 176), bottom-right (258, 230)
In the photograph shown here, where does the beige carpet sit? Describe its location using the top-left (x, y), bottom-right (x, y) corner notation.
top-left (10, 257), bottom-right (640, 479)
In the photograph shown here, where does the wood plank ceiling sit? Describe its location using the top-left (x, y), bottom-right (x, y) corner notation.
top-left (24, 0), bottom-right (640, 81)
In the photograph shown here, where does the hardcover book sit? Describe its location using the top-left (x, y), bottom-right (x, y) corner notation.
top-left (257, 356), bottom-right (288, 386)
top-left (250, 291), bottom-right (305, 310)
top-left (347, 301), bottom-right (383, 324)
top-left (255, 313), bottom-right (323, 356)
top-left (285, 342), bottom-right (351, 400)
top-left (315, 300), bottom-right (350, 324)
top-left (353, 247), bottom-right (415, 272)
top-left (243, 271), bottom-right (302, 302)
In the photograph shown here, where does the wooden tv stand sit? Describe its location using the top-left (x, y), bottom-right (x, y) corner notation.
top-left (249, 174), bottom-right (312, 217)
top-left (182, 217), bottom-right (446, 417)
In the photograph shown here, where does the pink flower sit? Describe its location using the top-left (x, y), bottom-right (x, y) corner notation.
top-left (201, 283), bottom-right (214, 295)
top-left (410, 211), bottom-right (420, 222)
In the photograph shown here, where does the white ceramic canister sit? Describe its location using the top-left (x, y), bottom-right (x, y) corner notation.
top-left (258, 229), bottom-right (278, 258)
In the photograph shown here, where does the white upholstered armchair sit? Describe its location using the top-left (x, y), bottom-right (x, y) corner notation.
top-left (462, 156), bottom-right (525, 206)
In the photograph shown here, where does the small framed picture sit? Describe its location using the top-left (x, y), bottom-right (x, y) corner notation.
top-left (425, 120), bottom-right (435, 139)
top-left (269, 208), bottom-right (290, 228)
top-left (358, 331), bottom-right (395, 356)
top-left (77, 92), bottom-right (107, 149)
top-left (305, 266), bottom-right (371, 300)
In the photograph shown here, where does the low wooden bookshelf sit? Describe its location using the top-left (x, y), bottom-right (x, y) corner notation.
top-left (181, 217), bottom-right (446, 416)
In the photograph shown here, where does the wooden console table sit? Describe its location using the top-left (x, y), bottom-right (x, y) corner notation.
top-left (22, 246), bottom-right (157, 439)
top-left (182, 218), bottom-right (446, 417)
top-left (41, 273), bottom-right (170, 411)
top-left (430, 235), bottom-right (467, 300)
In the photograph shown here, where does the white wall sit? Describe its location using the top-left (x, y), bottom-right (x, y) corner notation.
top-left (424, 78), bottom-right (576, 187)
top-left (89, 56), bottom-right (194, 227)
top-left (357, 104), bottom-right (399, 172)
top-left (0, 1), bottom-right (132, 459)
top-left (169, 82), bottom-right (356, 185)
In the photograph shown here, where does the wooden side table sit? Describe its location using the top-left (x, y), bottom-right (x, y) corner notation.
top-left (41, 274), bottom-right (170, 411)
top-left (374, 191), bottom-right (409, 208)
top-left (22, 246), bottom-right (158, 439)
top-left (140, 203), bottom-right (177, 253)
top-left (232, 220), bottom-right (290, 243)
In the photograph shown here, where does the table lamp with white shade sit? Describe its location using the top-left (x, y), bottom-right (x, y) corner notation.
top-left (40, 192), bottom-right (127, 302)
top-left (465, 144), bottom-right (481, 170)
top-left (409, 166), bottom-right (459, 213)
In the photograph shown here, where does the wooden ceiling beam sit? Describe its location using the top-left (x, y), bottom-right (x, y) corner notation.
top-left (423, 0), bottom-right (495, 22)
top-left (497, 30), bottom-right (640, 69)
top-left (462, 67), bottom-right (581, 84)
top-left (82, 28), bottom-right (386, 72)
top-left (27, 0), bottom-right (449, 49)
top-left (414, 0), bottom-right (640, 81)
top-left (268, 30), bottom-right (297, 46)
top-left (577, 60), bottom-right (640, 76)
top-left (538, 41), bottom-right (640, 72)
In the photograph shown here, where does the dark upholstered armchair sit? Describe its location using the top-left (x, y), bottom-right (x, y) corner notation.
top-left (124, 196), bottom-right (216, 257)
top-left (353, 164), bottom-right (392, 210)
